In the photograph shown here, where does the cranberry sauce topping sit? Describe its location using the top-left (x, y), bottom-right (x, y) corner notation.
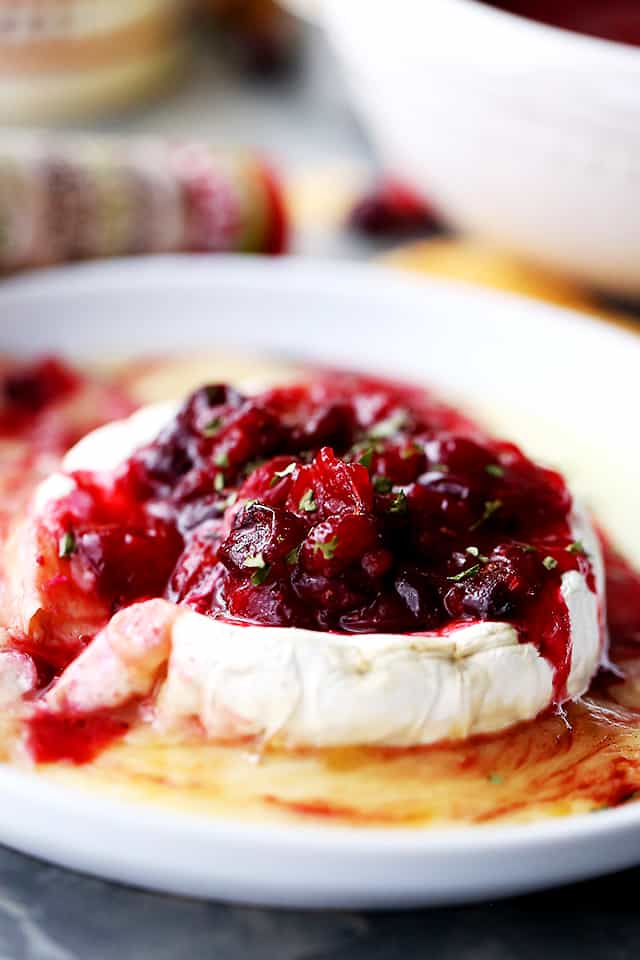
top-left (601, 537), bottom-right (640, 663)
top-left (0, 356), bottom-right (133, 455)
top-left (0, 357), bottom-right (78, 424)
top-left (51, 374), bottom-right (593, 666)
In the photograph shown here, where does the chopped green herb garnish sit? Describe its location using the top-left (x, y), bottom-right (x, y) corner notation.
top-left (470, 498), bottom-right (503, 531)
top-left (224, 491), bottom-right (238, 509)
top-left (566, 541), bottom-right (587, 556)
top-left (485, 463), bottom-right (504, 478)
top-left (250, 565), bottom-right (271, 587)
top-left (215, 450), bottom-right (229, 468)
top-left (367, 409), bottom-right (407, 440)
top-left (58, 531), bottom-right (76, 559)
top-left (298, 489), bottom-right (317, 513)
top-left (213, 473), bottom-right (225, 493)
top-left (542, 555), bottom-right (558, 571)
top-left (286, 545), bottom-right (301, 566)
top-left (389, 491), bottom-right (408, 514)
top-left (312, 535), bottom-right (340, 560)
top-left (519, 543), bottom-right (537, 553)
top-left (447, 563), bottom-right (481, 582)
top-left (487, 772), bottom-right (503, 785)
top-left (244, 498), bottom-right (259, 510)
top-left (270, 462), bottom-right (297, 487)
top-left (243, 553), bottom-right (266, 569)
top-left (358, 447), bottom-right (374, 469)
top-left (466, 546), bottom-right (489, 562)
top-left (203, 416), bottom-right (222, 438)
top-left (431, 463), bottom-right (449, 473)
top-left (400, 443), bottom-right (421, 460)
top-left (373, 475), bottom-right (393, 494)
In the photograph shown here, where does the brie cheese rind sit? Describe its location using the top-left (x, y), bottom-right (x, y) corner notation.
top-left (6, 403), bottom-right (606, 748)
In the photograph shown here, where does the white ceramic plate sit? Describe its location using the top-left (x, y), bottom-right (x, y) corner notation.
top-left (1, 255), bottom-right (639, 908)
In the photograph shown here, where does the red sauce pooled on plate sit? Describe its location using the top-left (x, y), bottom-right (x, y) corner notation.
top-left (485, 0), bottom-right (640, 46)
top-left (2, 355), bottom-right (640, 827)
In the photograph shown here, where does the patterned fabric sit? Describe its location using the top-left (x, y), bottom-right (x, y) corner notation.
top-left (0, 135), bottom-right (288, 272)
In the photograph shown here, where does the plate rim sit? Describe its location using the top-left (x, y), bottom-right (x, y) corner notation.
top-left (1, 254), bottom-right (640, 897)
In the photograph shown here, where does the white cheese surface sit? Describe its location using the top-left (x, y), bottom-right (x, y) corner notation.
top-left (33, 402), bottom-right (606, 747)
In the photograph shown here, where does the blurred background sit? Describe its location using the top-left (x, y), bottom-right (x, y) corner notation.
top-left (1, 0), bottom-right (639, 320)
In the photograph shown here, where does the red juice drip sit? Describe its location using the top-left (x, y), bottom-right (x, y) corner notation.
top-left (27, 708), bottom-right (130, 765)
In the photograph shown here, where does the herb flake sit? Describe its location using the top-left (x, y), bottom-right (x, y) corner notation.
top-left (243, 553), bottom-right (266, 569)
top-left (367, 409), bottom-right (407, 440)
top-left (250, 565), bottom-right (271, 586)
top-left (215, 450), bottom-right (229, 468)
top-left (447, 563), bottom-right (481, 582)
top-left (542, 555), bottom-right (558, 571)
top-left (203, 416), bottom-right (222, 438)
top-left (470, 498), bottom-right (503, 532)
top-left (389, 491), bottom-right (408, 514)
top-left (286, 545), bottom-right (301, 566)
top-left (213, 473), bottom-right (225, 493)
top-left (485, 463), bottom-right (504, 478)
top-left (58, 531), bottom-right (76, 559)
top-left (400, 443), bottom-right (420, 460)
top-left (298, 489), bottom-right (318, 513)
top-left (312, 535), bottom-right (340, 560)
top-left (270, 462), bottom-right (297, 487)
top-left (373, 475), bottom-right (393, 494)
top-left (358, 447), bottom-right (374, 469)
top-left (566, 541), bottom-right (587, 556)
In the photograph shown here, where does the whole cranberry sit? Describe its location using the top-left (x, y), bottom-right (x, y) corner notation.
top-left (444, 545), bottom-right (543, 620)
top-left (219, 503), bottom-right (306, 574)
top-left (339, 592), bottom-right (418, 634)
top-left (291, 567), bottom-right (369, 619)
top-left (167, 524), bottom-right (224, 611)
top-left (300, 514), bottom-right (378, 577)
top-left (234, 455), bottom-right (301, 508)
top-left (224, 577), bottom-right (300, 627)
top-left (289, 401), bottom-right (355, 452)
top-left (287, 447), bottom-right (373, 519)
top-left (394, 565), bottom-right (442, 626)
top-left (424, 435), bottom-right (496, 477)
top-left (369, 440), bottom-right (425, 486)
top-left (210, 398), bottom-right (284, 471)
top-left (76, 518), bottom-right (183, 608)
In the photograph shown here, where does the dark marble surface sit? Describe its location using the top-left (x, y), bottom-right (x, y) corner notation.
top-left (0, 845), bottom-right (639, 960)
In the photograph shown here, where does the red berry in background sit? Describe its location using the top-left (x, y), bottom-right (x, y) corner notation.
top-left (348, 178), bottom-right (442, 237)
top-left (1, 357), bottom-right (78, 413)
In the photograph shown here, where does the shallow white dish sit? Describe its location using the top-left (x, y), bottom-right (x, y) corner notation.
top-left (320, 0), bottom-right (640, 296)
top-left (1, 254), bottom-right (639, 908)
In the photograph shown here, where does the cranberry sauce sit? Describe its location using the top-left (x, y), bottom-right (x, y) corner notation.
top-left (0, 357), bottom-right (79, 434)
top-left (50, 374), bottom-right (593, 683)
top-left (601, 537), bottom-right (640, 663)
top-left (484, 1), bottom-right (640, 47)
top-left (0, 356), bottom-right (133, 456)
